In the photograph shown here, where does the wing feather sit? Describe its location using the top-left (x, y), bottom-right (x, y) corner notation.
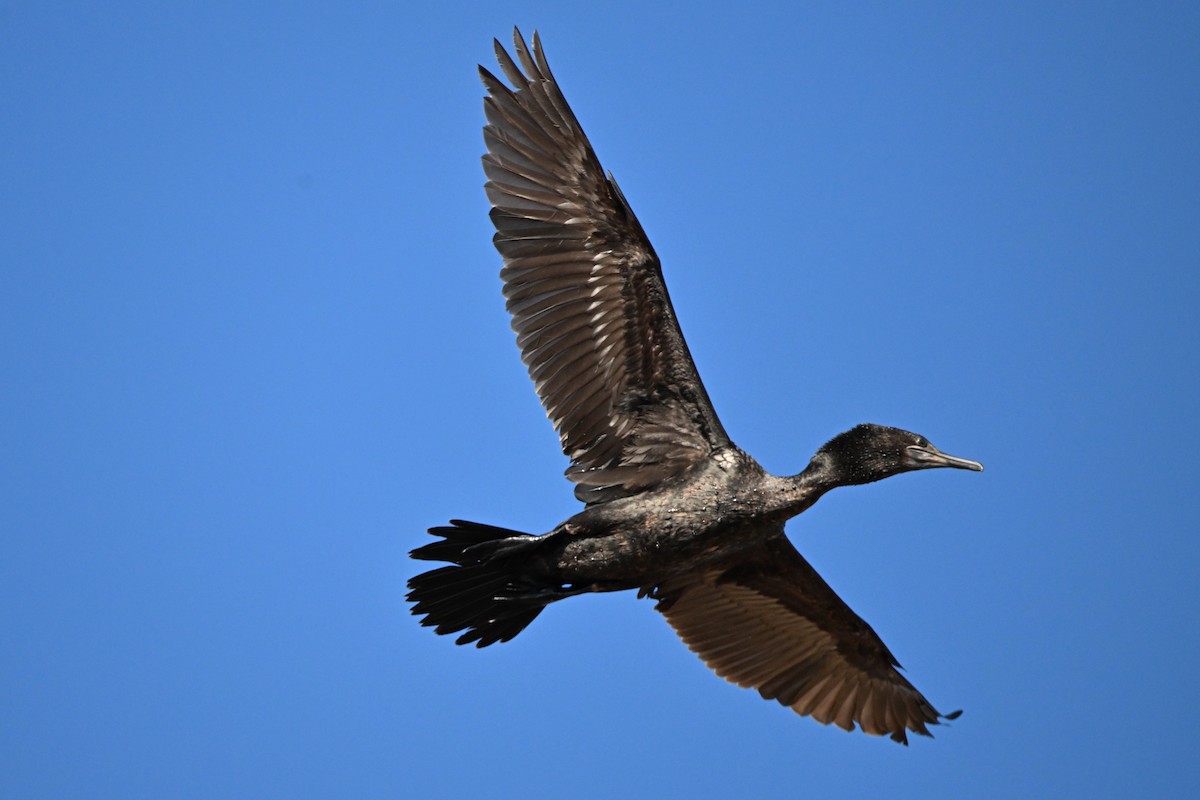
top-left (655, 534), bottom-right (959, 744)
top-left (482, 29), bottom-right (731, 502)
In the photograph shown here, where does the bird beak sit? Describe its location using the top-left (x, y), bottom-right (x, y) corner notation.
top-left (904, 443), bottom-right (984, 472)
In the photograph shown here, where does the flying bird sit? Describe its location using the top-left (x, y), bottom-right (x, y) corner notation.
top-left (408, 29), bottom-right (983, 744)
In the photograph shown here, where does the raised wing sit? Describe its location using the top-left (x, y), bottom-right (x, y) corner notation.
top-left (481, 29), bottom-right (731, 503)
top-left (654, 533), bottom-right (960, 744)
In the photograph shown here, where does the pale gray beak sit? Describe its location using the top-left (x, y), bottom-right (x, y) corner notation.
top-left (904, 443), bottom-right (984, 472)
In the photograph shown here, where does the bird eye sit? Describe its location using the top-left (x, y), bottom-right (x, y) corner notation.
top-left (915, 437), bottom-right (929, 447)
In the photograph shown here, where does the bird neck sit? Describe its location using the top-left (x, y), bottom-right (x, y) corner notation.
top-left (765, 457), bottom-right (840, 519)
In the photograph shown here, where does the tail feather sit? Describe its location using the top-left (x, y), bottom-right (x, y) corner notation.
top-left (407, 520), bottom-right (550, 647)
top-left (411, 519), bottom-right (531, 564)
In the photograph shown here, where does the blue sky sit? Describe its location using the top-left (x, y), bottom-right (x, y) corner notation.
top-left (3, 2), bottom-right (1198, 797)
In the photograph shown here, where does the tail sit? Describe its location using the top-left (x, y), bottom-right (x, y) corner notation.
top-left (407, 520), bottom-right (552, 648)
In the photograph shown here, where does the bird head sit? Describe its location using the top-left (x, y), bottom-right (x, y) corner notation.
top-left (810, 423), bottom-right (983, 487)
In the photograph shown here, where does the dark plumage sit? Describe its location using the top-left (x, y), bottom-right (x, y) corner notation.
top-left (408, 29), bottom-right (983, 744)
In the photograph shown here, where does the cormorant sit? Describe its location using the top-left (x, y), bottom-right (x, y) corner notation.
top-left (408, 29), bottom-right (983, 744)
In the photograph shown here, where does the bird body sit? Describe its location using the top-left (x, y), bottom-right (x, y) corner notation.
top-left (505, 448), bottom-right (785, 586)
top-left (408, 29), bottom-right (983, 744)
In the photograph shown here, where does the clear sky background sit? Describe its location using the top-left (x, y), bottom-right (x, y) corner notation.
top-left (3, 2), bottom-right (1198, 798)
